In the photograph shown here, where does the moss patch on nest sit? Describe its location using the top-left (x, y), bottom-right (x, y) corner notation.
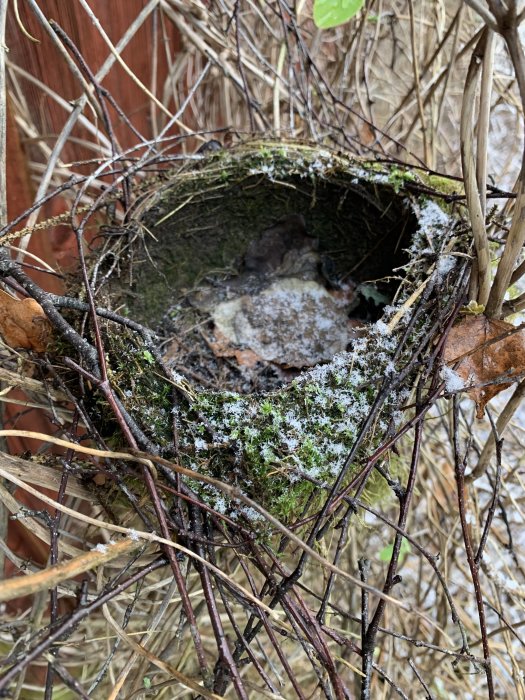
top-left (176, 325), bottom-right (406, 521)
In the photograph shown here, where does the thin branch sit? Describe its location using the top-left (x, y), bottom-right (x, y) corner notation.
top-left (452, 397), bottom-right (495, 699)
top-left (464, 0), bottom-right (499, 31)
top-left (474, 408), bottom-right (502, 566)
top-left (408, 0), bottom-right (430, 165)
top-left (460, 30), bottom-right (492, 307)
top-left (468, 377), bottom-right (525, 482)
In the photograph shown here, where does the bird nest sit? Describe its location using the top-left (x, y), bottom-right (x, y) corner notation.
top-left (76, 141), bottom-right (468, 524)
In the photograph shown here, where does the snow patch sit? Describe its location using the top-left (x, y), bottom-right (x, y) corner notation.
top-left (441, 365), bottom-right (465, 393)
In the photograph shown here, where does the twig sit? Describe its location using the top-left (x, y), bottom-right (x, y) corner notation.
top-left (408, 658), bottom-right (435, 700)
top-left (475, 408), bottom-right (502, 566)
top-left (407, 0), bottom-right (430, 165)
top-left (233, 1), bottom-right (255, 133)
top-left (469, 378), bottom-right (525, 482)
top-left (359, 557), bottom-right (370, 690)
top-left (77, 0), bottom-right (173, 120)
top-left (361, 400), bottom-right (423, 699)
top-left (452, 396), bottom-right (495, 699)
top-left (189, 507), bottom-right (248, 698)
top-left (464, 0), bottom-right (498, 32)
top-left (43, 415), bottom-right (79, 700)
top-left (0, 557), bottom-right (168, 693)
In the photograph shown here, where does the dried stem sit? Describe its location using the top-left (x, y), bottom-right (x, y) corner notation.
top-left (460, 29), bottom-right (491, 307)
top-left (485, 2), bottom-right (525, 316)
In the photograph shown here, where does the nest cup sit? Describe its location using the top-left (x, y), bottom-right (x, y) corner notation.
top-left (97, 141), bottom-right (463, 524)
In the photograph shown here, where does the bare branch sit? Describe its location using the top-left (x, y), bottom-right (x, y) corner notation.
top-left (464, 0), bottom-right (499, 31)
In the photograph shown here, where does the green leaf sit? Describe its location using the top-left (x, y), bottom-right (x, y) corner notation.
top-left (358, 283), bottom-right (390, 306)
top-left (313, 0), bottom-right (365, 29)
top-left (461, 300), bottom-right (485, 315)
top-left (379, 538), bottom-right (411, 564)
top-left (142, 349), bottom-right (154, 364)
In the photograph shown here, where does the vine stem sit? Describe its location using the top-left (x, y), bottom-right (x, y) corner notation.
top-left (452, 396), bottom-right (495, 699)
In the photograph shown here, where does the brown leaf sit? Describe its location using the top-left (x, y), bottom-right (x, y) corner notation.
top-left (358, 122), bottom-right (376, 147)
top-left (443, 315), bottom-right (525, 418)
top-left (208, 328), bottom-right (261, 368)
top-left (0, 290), bottom-right (52, 353)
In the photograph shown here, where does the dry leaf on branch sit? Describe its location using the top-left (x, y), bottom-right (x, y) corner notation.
top-left (443, 314), bottom-right (525, 418)
top-left (0, 290), bottom-right (52, 353)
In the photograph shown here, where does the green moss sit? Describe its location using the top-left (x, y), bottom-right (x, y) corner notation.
top-left (102, 327), bottom-right (174, 448)
top-left (418, 172), bottom-right (464, 197)
top-left (386, 167), bottom-right (417, 193)
top-left (171, 324), bottom-right (410, 524)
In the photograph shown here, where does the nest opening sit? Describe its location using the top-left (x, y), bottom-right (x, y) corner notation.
top-left (117, 163), bottom-right (418, 395)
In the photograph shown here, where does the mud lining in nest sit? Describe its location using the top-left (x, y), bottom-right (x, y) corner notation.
top-left (96, 142), bottom-right (465, 523)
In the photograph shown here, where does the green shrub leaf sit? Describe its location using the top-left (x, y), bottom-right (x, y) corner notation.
top-left (313, 0), bottom-right (365, 29)
top-left (379, 538), bottom-right (411, 564)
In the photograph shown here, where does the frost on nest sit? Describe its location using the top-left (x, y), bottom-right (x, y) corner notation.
top-left (246, 147), bottom-right (335, 181)
top-left (211, 278), bottom-right (354, 366)
top-left (179, 313), bottom-right (421, 517)
top-left (436, 254), bottom-right (457, 280)
top-left (417, 199), bottom-right (450, 230)
top-left (441, 365), bottom-right (466, 393)
top-left (93, 543), bottom-right (108, 553)
top-left (408, 199), bottom-right (454, 259)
